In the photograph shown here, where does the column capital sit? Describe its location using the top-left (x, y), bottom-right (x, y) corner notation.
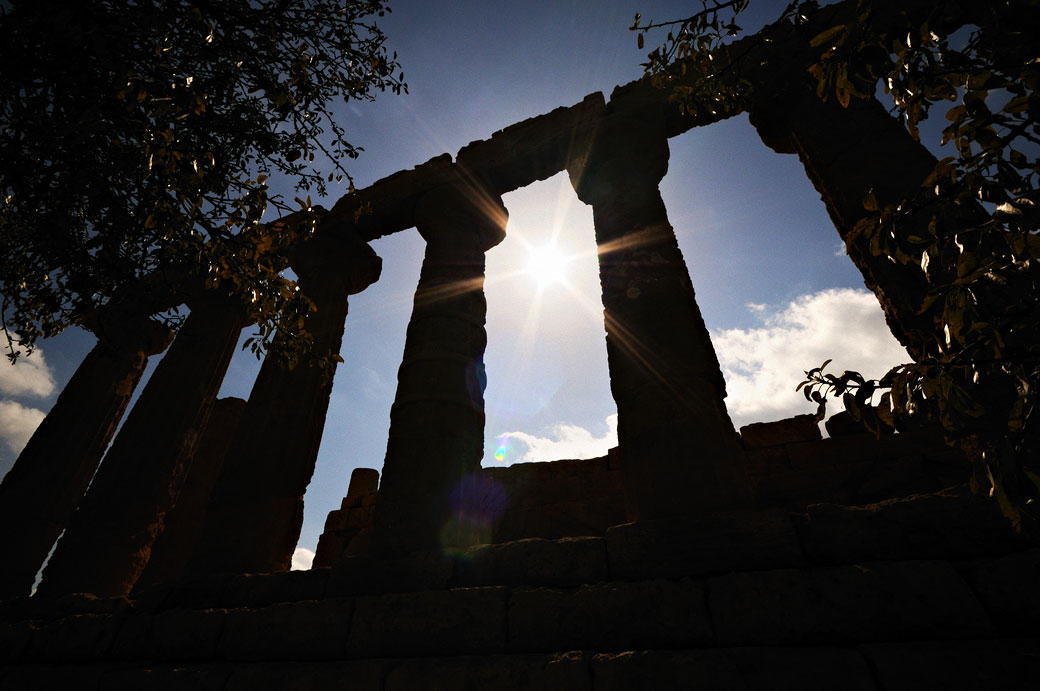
top-left (413, 179), bottom-right (507, 253)
top-left (290, 228), bottom-right (382, 296)
top-left (567, 105), bottom-right (670, 207)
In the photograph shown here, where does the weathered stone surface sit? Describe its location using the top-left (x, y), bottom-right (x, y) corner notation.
top-left (455, 537), bottom-right (608, 588)
top-left (152, 608), bottom-right (227, 661)
top-left (567, 104), bottom-right (751, 520)
top-left (343, 468), bottom-right (380, 505)
top-left (220, 568), bottom-right (330, 609)
top-left (371, 180), bottom-right (507, 556)
top-left (161, 573), bottom-right (235, 610)
top-left (99, 665), bottom-right (232, 691)
top-left (741, 445), bottom-right (790, 477)
top-left (457, 92), bottom-right (606, 194)
top-left (0, 619), bottom-right (33, 663)
top-left (225, 661), bottom-right (386, 691)
top-left (38, 296), bottom-right (246, 598)
top-left (189, 232), bottom-right (381, 578)
top-left (385, 652), bottom-right (591, 691)
top-left (591, 650), bottom-right (743, 690)
top-left (963, 549), bottom-right (1040, 634)
top-left (795, 488), bottom-right (1030, 565)
top-left (709, 560), bottom-right (991, 645)
top-left (0, 664), bottom-right (106, 690)
top-left (861, 639), bottom-right (1040, 691)
top-left (136, 396), bottom-right (247, 590)
top-left (110, 612), bottom-right (157, 661)
top-left (26, 613), bottom-right (119, 662)
top-left (740, 415), bottom-right (822, 449)
top-left (606, 509), bottom-right (804, 580)
top-left (218, 599), bottom-right (353, 661)
top-left (590, 647), bottom-right (877, 691)
top-left (0, 319), bottom-right (172, 600)
top-left (326, 550), bottom-right (453, 597)
top-left (508, 579), bottom-right (710, 652)
top-left (347, 587), bottom-right (508, 658)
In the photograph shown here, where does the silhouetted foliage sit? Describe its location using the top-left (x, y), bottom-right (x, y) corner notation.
top-left (634, 0), bottom-right (1039, 528)
top-left (0, 0), bottom-right (405, 363)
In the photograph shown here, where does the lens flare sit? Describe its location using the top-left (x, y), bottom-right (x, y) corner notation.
top-left (439, 472), bottom-right (508, 554)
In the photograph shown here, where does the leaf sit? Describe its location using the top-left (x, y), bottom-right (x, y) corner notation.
top-left (809, 24), bottom-right (847, 48)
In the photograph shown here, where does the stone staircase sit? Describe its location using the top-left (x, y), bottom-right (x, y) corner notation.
top-left (2, 484), bottom-right (1037, 689)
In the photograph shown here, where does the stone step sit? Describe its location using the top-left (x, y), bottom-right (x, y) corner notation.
top-left (3, 639), bottom-right (1039, 690)
top-left (3, 487), bottom-right (1037, 689)
top-left (4, 549), bottom-right (1039, 667)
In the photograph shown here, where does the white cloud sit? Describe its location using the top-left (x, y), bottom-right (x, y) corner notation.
top-left (291, 546), bottom-right (315, 571)
top-left (497, 413), bottom-right (618, 464)
top-left (0, 400), bottom-right (46, 453)
top-left (0, 346), bottom-right (55, 398)
top-left (713, 288), bottom-right (909, 429)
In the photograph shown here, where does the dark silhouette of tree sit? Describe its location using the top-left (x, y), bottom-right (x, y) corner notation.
top-left (0, 0), bottom-right (405, 362)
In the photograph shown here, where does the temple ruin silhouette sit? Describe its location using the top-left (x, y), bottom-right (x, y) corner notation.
top-left (1, 5), bottom-right (1037, 688)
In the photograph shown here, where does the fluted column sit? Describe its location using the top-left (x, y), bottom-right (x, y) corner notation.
top-left (0, 317), bottom-right (172, 600)
top-left (371, 181), bottom-right (507, 556)
top-left (37, 293), bottom-right (245, 597)
top-left (184, 231), bottom-right (381, 577)
top-left (567, 105), bottom-right (750, 521)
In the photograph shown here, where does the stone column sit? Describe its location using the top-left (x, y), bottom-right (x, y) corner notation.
top-left (748, 87), bottom-right (974, 359)
top-left (184, 231), bottom-right (381, 577)
top-left (36, 294), bottom-right (245, 598)
top-left (371, 181), bottom-right (507, 556)
top-left (0, 317), bottom-right (172, 600)
top-left (567, 105), bottom-right (750, 521)
top-left (132, 396), bottom-right (247, 590)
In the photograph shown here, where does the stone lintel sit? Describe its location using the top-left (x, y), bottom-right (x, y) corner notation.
top-left (455, 92), bottom-right (605, 194)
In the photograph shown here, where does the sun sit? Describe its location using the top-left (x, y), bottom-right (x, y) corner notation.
top-left (525, 243), bottom-right (571, 288)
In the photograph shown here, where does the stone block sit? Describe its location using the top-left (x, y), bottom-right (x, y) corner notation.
top-left (861, 639), bottom-right (1040, 691)
top-left (795, 488), bottom-right (1030, 565)
top-left (508, 578), bottom-right (710, 652)
top-left (606, 509), bottom-right (804, 580)
top-left (326, 550), bottom-right (454, 596)
top-left (740, 415), bottom-right (821, 449)
top-left (221, 568), bottom-right (330, 608)
top-left (0, 619), bottom-right (34, 663)
top-left (385, 652), bottom-right (590, 691)
top-left (590, 647), bottom-right (876, 691)
top-left (343, 468), bottom-right (379, 506)
top-left (27, 613), bottom-right (118, 662)
top-left (0, 664), bottom-right (106, 690)
top-left (224, 660), bottom-right (386, 691)
top-left (749, 469), bottom-right (853, 508)
top-left (110, 612), bottom-right (157, 660)
top-left (786, 434), bottom-right (881, 469)
top-left (99, 664), bottom-right (232, 691)
top-left (455, 537), bottom-right (608, 588)
top-left (152, 608), bottom-right (227, 661)
top-left (217, 599), bottom-right (353, 661)
top-left (728, 647), bottom-right (876, 690)
top-left (161, 573), bottom-right (234, 610)
top-left (708, 560), bottom-right (991, 646)
top-left (591, 650), bottom-right (743, 690)
top-left (347, 586), bottom-right (508, 658)
top-left (742, 446), bottom-right (790, 476)
top-left (964, 548), bottom-right (1040, 634)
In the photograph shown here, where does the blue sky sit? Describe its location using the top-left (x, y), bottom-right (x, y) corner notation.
top-left (1, 0), bottom-right (912, 569)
